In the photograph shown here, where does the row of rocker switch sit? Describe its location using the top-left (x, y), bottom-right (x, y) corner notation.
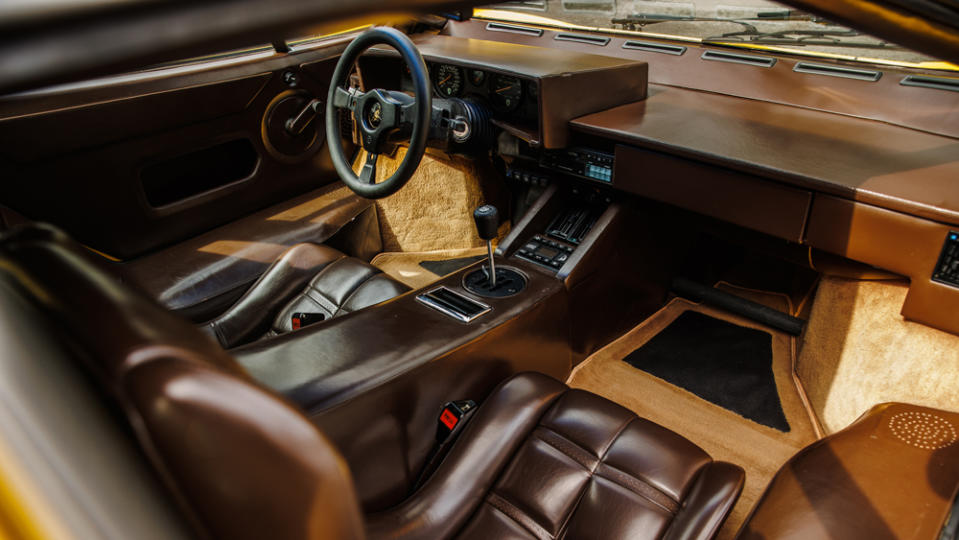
top-left (506, 168), bottom-right (550, 187)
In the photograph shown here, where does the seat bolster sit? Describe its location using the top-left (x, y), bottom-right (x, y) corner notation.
top-left (271, 259), bottom-right (410, 334)
top-left (340, 273), bottom-right (411, 314)
top-left (204, 243), bottom-right (345, 348)
top-left (365, 372), bottom-right (568, 540)
top-left (125, 356), bottom-right (365, 540)
top-left (664, 461), bottom-right (745, 540)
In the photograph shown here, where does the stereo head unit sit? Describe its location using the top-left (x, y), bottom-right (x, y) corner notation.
top-left (540, 147), bottom-right (614, 184)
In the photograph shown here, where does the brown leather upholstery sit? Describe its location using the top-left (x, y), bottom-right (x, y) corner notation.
top-left (201, 242), bottom-right (409, 348)
top-left (1, 224), bottom-right (743, 540)
top-left (738, 403), bottom-right (959, 540)
top-left (368, 373), bottom-right (745, 540)
top-left (0, 224), bottom-right (365, 540)
top-left (267, 256), bottom-right (410, 334)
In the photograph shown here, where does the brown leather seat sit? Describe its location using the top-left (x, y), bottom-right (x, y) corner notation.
top-left (368, 373), bottom-right (745, 540)
top-left (0, 224), bottom-right (744, 540)
top-left (738, 403), bottom-right (959, 540)
top-left (200, 242), bottom-right (410, 348)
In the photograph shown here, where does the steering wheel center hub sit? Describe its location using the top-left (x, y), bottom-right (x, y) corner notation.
top-left (366, 101), bottom-right (382, 129)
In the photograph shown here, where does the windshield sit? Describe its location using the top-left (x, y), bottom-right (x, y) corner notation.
top-left (477, 0), bottom-right (955, 69)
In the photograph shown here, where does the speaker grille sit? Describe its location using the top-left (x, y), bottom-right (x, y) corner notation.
top-left (888, 411), bottom-right (957, 450)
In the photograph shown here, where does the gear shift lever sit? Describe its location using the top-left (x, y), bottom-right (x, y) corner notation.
top-left (464, 204), bottom-right (525, 298)
top-left (473, 205), bottom-right (499, 287)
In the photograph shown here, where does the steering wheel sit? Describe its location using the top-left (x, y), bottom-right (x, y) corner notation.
top-left (325, 27), bottom-right (431, 199)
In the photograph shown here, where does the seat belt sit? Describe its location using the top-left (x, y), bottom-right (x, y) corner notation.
top-left (411, 399), bottom-right (477, 492)
top-left (291, 312), bottom-right (325, 330)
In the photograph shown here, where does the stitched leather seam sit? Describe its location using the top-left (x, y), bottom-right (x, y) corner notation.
top-left (598, 415), bottom-right (637, 459)
top-left (301, 288), bottom-right (336, 317)
top-left (486, 492), bottom-right (553, 540)
top-left (303, 285), bottom-right (337, 313)
top-left (596, 462), bottom-right (679, 514)
top-left (307, 255), bottom-right (347, 307)
top-left (336, 273), bottom-right (382, 316)
top-left (534, 427), bottom-right (598, 471)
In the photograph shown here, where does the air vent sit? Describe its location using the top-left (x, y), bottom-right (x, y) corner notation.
top-left (554, 33), bottom-right (610, 46)
top-left (622, 40), bottom-right (686, 55)
top-left (701, 49), bottom-right (776, 68)
top-left (416, 287), bottom-right (491, 323)
top-left (793, 62), bottom-right (881, 81)
top-left (485, 22), bottom-right (544, 37)
top-left (901, 74), bottom-right (959, 93)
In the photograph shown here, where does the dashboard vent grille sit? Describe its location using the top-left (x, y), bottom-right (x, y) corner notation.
top-left (416, 287), bottom-right (491, 323)
top-left (701, 49), bottom-right (776, 68)
top-left (793, 62), bottom-right (881, 81)
top-left (901, 74), bottom-right (959, 93)
top-left (554, 33), bottom-right (610, 46)
top-left (622, 40), bottom-right (686, 55)
top-left (485, 22), bottom-right (544, 37)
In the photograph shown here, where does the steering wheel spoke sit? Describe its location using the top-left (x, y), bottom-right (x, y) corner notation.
top-left (359, 152), bottom-right (379, 184)
top-left (399, 101), bottom-right (418, 125)
top-left (332, 86), bottom-right (361, 111)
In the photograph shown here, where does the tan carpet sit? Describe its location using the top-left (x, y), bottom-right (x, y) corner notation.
top-left (797, 276), bottom-right (959, 434)
top-left (568, 297), bottom-right (818, 540)
top-left (371, 247), bottom-right (488, 290)
top-left (359, 149), bottom-right (509, 253)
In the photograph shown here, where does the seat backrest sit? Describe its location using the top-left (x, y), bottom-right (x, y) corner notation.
top-left (0, 224), bottom-right (364, 540)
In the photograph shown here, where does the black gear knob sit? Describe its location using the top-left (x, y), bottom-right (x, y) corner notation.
top-left (473, 205), bottom-right (499, 241)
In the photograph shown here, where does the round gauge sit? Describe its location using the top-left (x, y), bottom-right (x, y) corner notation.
top-left (432, 64), bottom-right (463, 97)
top-left (490, 74), bottom-right (523, 112)
top-left (468, 69), bottom-right (486, 87)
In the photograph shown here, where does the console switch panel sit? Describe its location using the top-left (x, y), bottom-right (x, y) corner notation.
top-left (933, 231), bottom-right (959, 288)
top-left (516, 235), bottom-right (573, 271)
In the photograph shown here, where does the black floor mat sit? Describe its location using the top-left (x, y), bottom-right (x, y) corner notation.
top-left (419, 255), bottom-right (485, 277)
top-left (623, 310), bottom-right (790, 432)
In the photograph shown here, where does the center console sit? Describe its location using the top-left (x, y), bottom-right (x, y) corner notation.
top-left (514, 203), bottom-right (605, 271)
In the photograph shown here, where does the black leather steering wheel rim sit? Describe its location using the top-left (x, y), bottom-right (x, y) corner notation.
top-left (325, 27), bottom-right (431, 199)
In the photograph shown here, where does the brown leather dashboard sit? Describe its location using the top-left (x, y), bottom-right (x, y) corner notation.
top-left (427, 26), bottom-right (959, 336)
top-left (571, 86), bottom-right (959, 226)
top-left (370, 34), bottom-right (649, 148)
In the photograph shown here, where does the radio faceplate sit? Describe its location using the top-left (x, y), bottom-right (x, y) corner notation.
top-left (540, 147), bottom-right (614, 184)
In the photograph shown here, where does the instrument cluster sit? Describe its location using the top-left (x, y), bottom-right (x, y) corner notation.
top-left (406, 62), bottom-right (539, 122)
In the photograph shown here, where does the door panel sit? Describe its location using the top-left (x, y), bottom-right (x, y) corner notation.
top-left (0, 37), bottom-right (354, 259)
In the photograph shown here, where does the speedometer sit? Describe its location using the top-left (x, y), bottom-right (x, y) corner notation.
top-left (432, 64), bottom-right (463, 97)
top-left (490, 74), bottom-right (523, 112)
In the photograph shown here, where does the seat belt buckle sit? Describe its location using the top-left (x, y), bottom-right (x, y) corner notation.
top-left (291, 312), bottom-right (325, 330)
top-left (436, 400), bottom-right (476, 442)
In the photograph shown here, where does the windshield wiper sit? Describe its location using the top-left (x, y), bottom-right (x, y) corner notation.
top-left (611, 11), bottom-right (825, 32)
top-left (704, 29), bottom-right (904, 50)
top-left (611, 14), bottom-right (902, 50)
top-left (612, 15), bottom-right (758, 33)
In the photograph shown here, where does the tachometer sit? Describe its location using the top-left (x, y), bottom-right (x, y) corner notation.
top-left (490, 74), bottom-right (523, 112)
top-left (432, 64), bottom-right (463, 97)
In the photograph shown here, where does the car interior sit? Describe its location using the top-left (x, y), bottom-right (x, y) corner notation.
top-left (0, 0), bottom-right (958, 539)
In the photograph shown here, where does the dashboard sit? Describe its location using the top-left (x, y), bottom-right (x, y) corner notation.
top-left (363, 31), bottom-right (959, 338)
